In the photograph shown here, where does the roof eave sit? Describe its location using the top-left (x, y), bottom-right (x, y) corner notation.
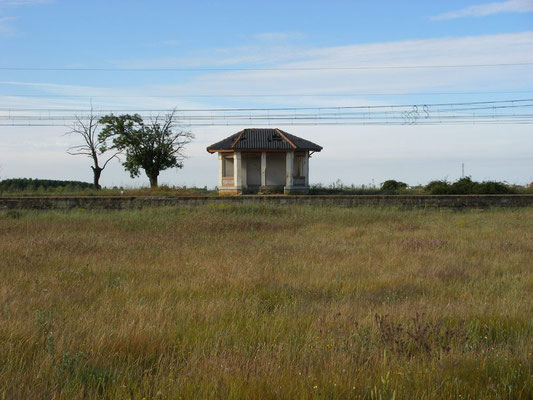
top-left (207, 147), bottom-right (322, 153)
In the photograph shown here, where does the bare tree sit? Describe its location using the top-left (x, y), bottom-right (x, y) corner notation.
top-left (66, 109), bottom-right (119, 189)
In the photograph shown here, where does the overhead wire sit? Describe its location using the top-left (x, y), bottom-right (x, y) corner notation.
top-left (1, 90), bottom-right (533, 99)
top-left (2, 100), bottom-right (532, 126)
top-left (1, 98), bottom-right (531, 113)
top-left (1, 62), bottom-right (532, 72)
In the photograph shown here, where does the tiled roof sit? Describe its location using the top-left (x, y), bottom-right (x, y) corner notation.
top-left (206, 128), bottom-right (322, 153)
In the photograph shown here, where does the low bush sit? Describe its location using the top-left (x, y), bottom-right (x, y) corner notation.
top-left (425, 177), bottom-right (515, 195)
top-left (381, 180), bottom-right (408, 193)
top-left (309, 180), bottom-right (382, 195)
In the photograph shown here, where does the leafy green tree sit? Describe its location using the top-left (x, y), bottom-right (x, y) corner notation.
top-left (98, 111), bottom-right (194, 187)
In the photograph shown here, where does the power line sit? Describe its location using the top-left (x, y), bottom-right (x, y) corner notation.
top-left (2, 99), bottom-right (531, 126)
top-left (3, 106), bottom-right (532, 118)
top-left (1, 98), bottom-right (531, 113)
top-left (2, 90), bottom-right (533, 99)
top-left (1, 62), bottom-right (532, 72)
top-left (2, 120), bottom-right (533, 127)
top-left (5, 115), bottom-right (533, 122)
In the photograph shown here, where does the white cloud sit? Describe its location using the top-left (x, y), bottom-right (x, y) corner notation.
top-left (141, 39), bottom-right (181, 48)
top-left (252, 31), bottom-right (305, 42)
top-left (145, 31), bottom-right (533, 100)
top-left (0, 0), bottom-right (49, 6)
top-left (120, 32), bottom-right (305, 68)
top-left (432, 0), bottom-right (533, 20)
top-left (3, 31), bottom-right (533, 108)
top-left (0, 15), bottom-right (14, 36)
top-left (3, 31), bottom-right (533, 113)
top-left (0, 0), bottom-right (49, 37)
top-left (120, 30), bottom-right (533, 70)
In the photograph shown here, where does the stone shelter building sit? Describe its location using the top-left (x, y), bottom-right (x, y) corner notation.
top-left (207, 128), bottom-right (322, 195)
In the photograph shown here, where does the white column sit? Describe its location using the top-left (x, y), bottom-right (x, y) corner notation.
top-left (285, 152), bottom-right (294, 189)
top-left (261, 152), bottom-right (266, 187)
top-left (304, 152), bottom-right (310, 187)
top-left (233, 151), bottom-right (242, 190)
top-left (241, 158), bottom-right (247, 188)
top-left (218, 153), bottom-right (223, 188)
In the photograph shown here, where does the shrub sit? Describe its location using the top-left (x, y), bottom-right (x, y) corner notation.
top-left (425, 180), bottom-right (450, 194)
top-left (309, 180), bottom-right (382, 195)
top-left (381, 180), bottom-right (408, 192)
top-left (475, 181), bottom-right (514, 194)
top-left (424, 177), bottom-right (515, 195)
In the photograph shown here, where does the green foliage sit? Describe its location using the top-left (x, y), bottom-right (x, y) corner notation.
top-left (381, 180), bottom-right (408, 192)
top-left (425, 177), bottom-right (515, 195)
top-left (425, 180), bottom-right (449, 194)
top-left (98, 112), bottom-right (194, 187)
top-left (309, 180), bottom-right (382, 195)
top-left (0, 178), bottom-right (93, 193)
top-left (310, 178), bottom-right (520, 196)
top-left (0, 181), bottom-right (217, 197)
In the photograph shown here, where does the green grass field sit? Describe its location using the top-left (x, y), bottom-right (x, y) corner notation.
top-left (0, 205), bottom-right (532, 399)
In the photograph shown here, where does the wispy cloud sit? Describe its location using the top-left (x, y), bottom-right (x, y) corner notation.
top-left (0, 0), bottom-right (49, 6)
top-left (114, 31), bottom-right (533, 103)
top-left (252, 31), bottom-right (306, 42)
top-left (0, 15), bottom-right (14, 36)
top-left (141, 39), bottom-right (181, 48)
top-left (0, 0), bottom-right (50, 37)
top-left (432, 0), bottom-right (533, 20)
top-left (4, 31), bottom-right (533, 105)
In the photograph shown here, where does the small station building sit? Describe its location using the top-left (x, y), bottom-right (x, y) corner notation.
top-left (207, 128), bottom-right (322, 195)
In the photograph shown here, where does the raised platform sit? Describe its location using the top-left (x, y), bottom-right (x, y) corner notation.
top-left (219, 185), bottom-right (308, 195)
top-left (1, 194), bottom-right (532, 210)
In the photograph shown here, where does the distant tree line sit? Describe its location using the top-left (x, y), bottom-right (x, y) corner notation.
top-left (309, 177), bottom-right (518, 195)
top-left (0, 178), bottom-right (93, 192)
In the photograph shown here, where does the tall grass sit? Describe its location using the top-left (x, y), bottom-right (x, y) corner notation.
top-left (0, 205), bottom-right (532, 399)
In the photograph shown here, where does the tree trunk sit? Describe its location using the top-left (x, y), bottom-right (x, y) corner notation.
top-left (148, 173), bottom-right (158, 188)
top-left (91, 166), bottom-right (103, 190)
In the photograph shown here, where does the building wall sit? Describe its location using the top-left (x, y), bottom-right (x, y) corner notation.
top-left (266, 154), bottom-right (285, 186)
top-left (223, 157), bottom-right (234, 177)
top-left (245, 156), bottom-right (261, 186)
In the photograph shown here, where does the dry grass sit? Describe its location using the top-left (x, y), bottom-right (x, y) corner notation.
top-left (0, 204), bottom-right (532, 399)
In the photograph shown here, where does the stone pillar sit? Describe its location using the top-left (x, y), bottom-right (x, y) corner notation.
top-left (285, 151), bottom-right (294, 190)
top-left (304, 152), bottom-right (310, 187)
top-left (218, 153), bottom-right (223, 188)
top-left (261, 152), bottom-right (267, 188)
top-left (233, 151), bottom-right (242, 191)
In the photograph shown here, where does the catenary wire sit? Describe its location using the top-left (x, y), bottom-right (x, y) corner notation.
top-left (1, 62), bottom-right (532, 72)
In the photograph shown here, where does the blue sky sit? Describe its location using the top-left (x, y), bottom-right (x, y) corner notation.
top-left (1, 0), bottom-right (532, 187)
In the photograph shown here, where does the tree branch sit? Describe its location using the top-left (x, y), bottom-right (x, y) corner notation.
top-left (101, 152), bottom-right (121, 170)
